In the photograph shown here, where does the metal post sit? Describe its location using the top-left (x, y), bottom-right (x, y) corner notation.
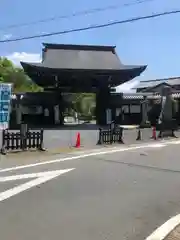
top-left (1, 130), bottom-right (6, 154)
top-left (118, 127), bottom-right (124, 144)
top-left (20, 123), bottom-right (27, 150)
top-left (39, 129), bottom-right (46, 151)
top-left (97, 128), bottom-right (102, 145)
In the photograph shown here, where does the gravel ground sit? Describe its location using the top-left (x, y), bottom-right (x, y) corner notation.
top-left (165, 225), bottom-right (180, 240)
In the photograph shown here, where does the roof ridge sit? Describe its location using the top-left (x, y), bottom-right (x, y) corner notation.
top-left (42, 43), bottom-right (116, 52)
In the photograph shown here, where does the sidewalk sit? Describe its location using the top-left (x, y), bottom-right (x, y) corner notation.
top-left (165, 225), bottom-right (180, 240)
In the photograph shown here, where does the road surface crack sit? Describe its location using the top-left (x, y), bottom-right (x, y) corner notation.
top-left (96, 158), bottom-right (180, 174)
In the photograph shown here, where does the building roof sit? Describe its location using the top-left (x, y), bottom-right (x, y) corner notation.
top-left (121, 92), bottom-right (180, 100)
top-left (21, 43), bottom-right (146, 88)
top-left (22, 43), bottom-right (146, 71)
top-left (134, 77), bottom-right (180, 90)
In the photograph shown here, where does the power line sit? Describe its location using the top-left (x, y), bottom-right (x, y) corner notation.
top-left (0, 0), bottom-right (155, 31)
top-left (1, 9), bottom-right (179, 44)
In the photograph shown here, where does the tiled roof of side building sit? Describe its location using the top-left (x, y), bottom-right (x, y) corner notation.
top-left (122, 92), bottom-right (180, 99)
top-left (133, 77), bottom-right (180, 89)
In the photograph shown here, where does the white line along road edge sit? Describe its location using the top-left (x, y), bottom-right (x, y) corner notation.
top-left (0, 168), bottom-right (74, 202)
top-left (146, 214), bottom-right (180, 240)
top-left (0, 141), bottom-right (176, 173)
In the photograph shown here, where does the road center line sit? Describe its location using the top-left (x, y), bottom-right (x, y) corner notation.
top-left (0, 140), bottom-right (179, 173)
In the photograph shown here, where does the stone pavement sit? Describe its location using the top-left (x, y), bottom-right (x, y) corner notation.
top-left (43, 127), bottom-right (180, 150)
top-left (7, 121), bottom-right (180, 150)
top-left (165, 225), bottom-right (180, 240)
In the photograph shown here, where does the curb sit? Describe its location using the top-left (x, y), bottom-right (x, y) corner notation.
top-left (0, 146), bottom-right (84, 160)
top-left (2, 138), bottom-right (180, 161)
top-left (0, 144), bottom-right (126, 160)
top-left (146, 214), bottom-right (180, 240)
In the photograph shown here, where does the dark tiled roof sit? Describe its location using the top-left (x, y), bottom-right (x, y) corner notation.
top-left (21, 43), bottom-right (147, 88)
top-left (44, 48), bottom-right (122, 70)
top-left (21, 43), bottom-right (146, 71)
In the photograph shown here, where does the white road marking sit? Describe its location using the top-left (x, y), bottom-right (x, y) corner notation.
top-left (0, 168), bottom-right (74, 202)
top-left (148, 144), bottom-right (166, 148)
top-left (0, 143), bottom-right (161, 173)
top-left (0, 169), bottom-right (74, 182)
top-left (0, 140), bottom-right (179, 174)
top-left (71, 146), bottom-right (118, 155)
top-left (166, 140), bottom-right (180, 145)
top-left (146, 214), bottom-right (180, 240)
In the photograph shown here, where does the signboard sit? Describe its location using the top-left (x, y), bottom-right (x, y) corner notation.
top-left (0, 84), bottom-right (12, 129)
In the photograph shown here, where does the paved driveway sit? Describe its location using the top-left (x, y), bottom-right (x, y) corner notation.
top-left (43, 127), bottom-right (179, 149)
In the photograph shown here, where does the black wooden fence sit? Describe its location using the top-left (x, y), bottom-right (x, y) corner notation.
top-left (1, 125), bottom-right (45, 155)
top-left (97, 127), bottom-right (123, 145)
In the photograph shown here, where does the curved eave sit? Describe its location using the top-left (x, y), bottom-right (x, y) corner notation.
top-left (21, 62), bottom-right (147, 73)
top-left (21, 62), bottom-right (42, 72)
top-left (21, 62), bottom-right (147, 87)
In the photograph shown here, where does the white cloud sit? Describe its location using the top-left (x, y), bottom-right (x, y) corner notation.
top-left (0, 34), bottom-right (12, 40)
top-left (116, 79), bottom-right (139, 93)
top-left (6, 52), bottom-right (41, 66)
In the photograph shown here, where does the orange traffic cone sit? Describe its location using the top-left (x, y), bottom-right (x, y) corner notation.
top-left (75, 132), bottom-right (81, 148)
top-left (152, 126), bottom-right (156, 140)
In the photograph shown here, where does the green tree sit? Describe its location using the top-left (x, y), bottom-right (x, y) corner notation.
top-left (0, 57), bottom-right (42, 92)
top-left (72, 93), bottom-right (95, 116)
top-left (0, 57), bottom-right (14, 82)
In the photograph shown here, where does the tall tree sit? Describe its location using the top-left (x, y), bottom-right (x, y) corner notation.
top-left (0, 57), bottom-right (42, 92)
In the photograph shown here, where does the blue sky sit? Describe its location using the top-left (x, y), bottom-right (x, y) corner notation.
top-left (0, 0), bottom-right (180, 91)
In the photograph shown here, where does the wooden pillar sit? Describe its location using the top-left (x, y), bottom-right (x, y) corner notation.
top-left (177, 99), bottom-right (180, 124)
top-left (15, 95), bottom-right (22, 125)
top-left (16, 104), bottom-right (22, 125)
top-left (111, 106), bottom-right (116, 122)
top-left (160, 86), bottom-right (173, 122)
top-left (141, 97), bottom-right (148, 124)
top-left (96, 86), bottom-right (111, 125)
top-left (54, 105), bottom-right (60, 124)
top-left (58, 92), bottom-right (64, 125)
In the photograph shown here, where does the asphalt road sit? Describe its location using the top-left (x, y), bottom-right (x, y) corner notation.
top-left (1, 140), bottom-right (180, 239)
